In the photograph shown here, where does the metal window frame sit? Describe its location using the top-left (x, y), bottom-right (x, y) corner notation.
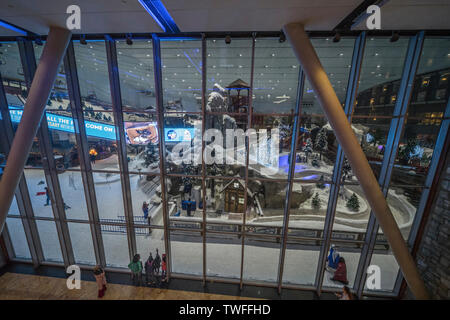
top-left (354, 31), bottom-right (425, 298)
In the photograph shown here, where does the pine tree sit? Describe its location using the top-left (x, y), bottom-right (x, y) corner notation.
top-left (303, 137), bottom-right (313, 162)
top-left (315, 128), bottom-right (328, 160)
top-left (143, 143), bottom-right (159, 167)
top-left (346, 193), bottom-right (360, 212)
top-left (342, 158), bottom-right (352, 183)
top-left (312, 192), bottom-right (321, 209)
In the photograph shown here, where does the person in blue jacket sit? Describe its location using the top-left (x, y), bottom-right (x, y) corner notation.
top-left (326, 244), bottom-right (340, 271)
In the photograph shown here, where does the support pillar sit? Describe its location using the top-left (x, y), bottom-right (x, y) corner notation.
top-left (282, 23), bottom-right (429, 299)
top-left (0, 27), bottom-right (71, 234)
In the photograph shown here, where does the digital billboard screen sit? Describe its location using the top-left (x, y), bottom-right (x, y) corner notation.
top-left (164, 128), bottom-right (195, 142)
top-left (124, 122), bottom-right (159, 145)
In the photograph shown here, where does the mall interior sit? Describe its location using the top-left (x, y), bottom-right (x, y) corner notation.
top-left (0, 0), bottom-right (449, 300)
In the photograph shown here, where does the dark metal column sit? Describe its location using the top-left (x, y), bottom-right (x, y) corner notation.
top-left (63, 41), bottom-right (106, 267)
top-left (105, 36), bottom-right (137, 261)
top-left (152, 34), bottom-right (172, 280)
top-left (200, 34), bottom-right (207, 286)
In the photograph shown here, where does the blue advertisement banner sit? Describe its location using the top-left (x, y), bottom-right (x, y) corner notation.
top-left (9, 107), bottom-right (117, 140)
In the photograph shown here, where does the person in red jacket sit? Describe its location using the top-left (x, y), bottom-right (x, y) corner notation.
top-left (161, 253), bottom-right (167, 282)
top-left (331, 257), bottom-right (349, 285)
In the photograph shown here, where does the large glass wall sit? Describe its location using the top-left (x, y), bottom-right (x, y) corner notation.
top-left (1, 33), bottom-right (448, 298)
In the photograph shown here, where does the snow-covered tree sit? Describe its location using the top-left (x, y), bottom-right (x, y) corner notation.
top-left (314, 127), bottom-right (328, 160)
top-left (303, 138), bottom-right (313, 162)
top-left (346, 193), bottom-right (360, 212)
top-left (312, 192), bottom-right (321, 209)
top-left (342, 158), bottom-right (352, 183)
top-left (143, 143), bottom-right (159, 167)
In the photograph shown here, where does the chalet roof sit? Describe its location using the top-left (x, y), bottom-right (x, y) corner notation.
top-left (219, 178), bottom-right (254, 197)
top-left (226, 78), bottom-right (250, 89)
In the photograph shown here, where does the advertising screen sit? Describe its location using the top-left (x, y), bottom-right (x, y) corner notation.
top-left (164, 128), bottom-right (196, 142)
top-left (124, 122), bottom-right (158, 145)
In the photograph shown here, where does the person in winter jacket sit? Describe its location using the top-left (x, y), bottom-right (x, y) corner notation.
top-left (326, 244), bottom-right (340, 271)
top-left (145, 253), bottom-right (154, 284)
top-left (331, 257), bottom-right (349, 285)
top-left (335, 285), bottom-right (354, 300)
top-left (128, 254), bottom-right (143, 286)
top-left (153, 249), bottom-right (161, 275)
top-left (93, 265), bottom-right (107, 298)
top-left (161, 253), bottom-right (167, 282)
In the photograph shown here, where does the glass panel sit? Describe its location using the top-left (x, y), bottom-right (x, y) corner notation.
top-left (167, 177), bottom-right (202, 221)
top-left (408, 37), bottom-right (450, 116)
top-left (164, 113), bottom-right (202, 175)
top-left (243, 236), bottom-right (280, 283)
top-left (297, 116), bottom-right (339, 174)
top-left (0, 42), bottom-right (27, 105)
top-left (205, 114), bottom-right (247, 178)
top-left (364, 249), bottom-right (399, 293)
top-left (332, 184), bottom-right (370, 234)
top-left (7, 196), bottom-right (20, 216)
top-left (129, 174), bottom-right (163, 227)
top-left (288, 181), bottom-right (331, 232)
top-left (206, 178), bottom-right (245, 224)
top-left (116, 39), bottom-right (155, 112)
top-left (36, 219), bottom-right (63, 263)
top-left (391, 118), bottom-right (441, 186)
top-left (68, 222), bottom-right (96, 265)
top-left (124, 113), bottom-right (160, 174)
top-left (386, 186), bottom-right (423, 240)
top-left (101, 228), bottom-right (130, 268)
top-left (161, 39), bottom-right (202, 112)
top-left (283, 238), bottom-right (320, 286)
top-left (302, 37), bottom-right (355, 116)
top-left (87, 131), bottom-right (120, 171)
top-left (6, 217), bottom-right (31, 260)
top-left (206, 233), bottom-right (241, 279)
top-left (206, 38), bottom-right (252, 107)
top-left (58, 171), bottom-right (88, 220)
top-left (352, 116), bottom-right (391, 180)
top-left (246, 180), bottom-right (286, 235)
top-left (73, 40), bottom-right (113, 111)
top-left (170, 230), bottom-right (203, 276)
top-left (253, 38), bottom-right (300, 114)
top-left (249, 115), bottom-right (294, 180)
top-left (93, 171), bottom-right (125, 220)
top-left (24, 169), bottom-right (53, 218)
top-left (354, 37), bottom-right (410, 117)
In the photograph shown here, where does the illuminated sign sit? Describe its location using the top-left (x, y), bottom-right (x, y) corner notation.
top-left (9, 107), bottom-right (116, 140)
top-left (124, 121), bottom-right (158, 145)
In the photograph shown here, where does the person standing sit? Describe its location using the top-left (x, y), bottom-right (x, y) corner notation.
top-left (186, 198), bottom-right (192, 217)
top-left (44, 187), bottom-right (51, 206)
top-left (331, 257), bottom-right (349, 285)
top-left (145, 253), bottom-right (154, 285)
top-left (335, 285), bottom-right (354, 300)
top-left (161, 253), bottom-right (167, 283)
top-left (93, 265), bottom-right (107, 298)
top-left (326, 244), bottom-right (340, 272)
top-left (128, 254), bottom-right (143, 286)
top-left (153, 249), bottom-right (161, 275)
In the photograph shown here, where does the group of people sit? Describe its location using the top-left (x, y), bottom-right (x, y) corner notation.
top-left (326, 244), bottom-right (349, 285)
top-left (127, 249), bottom-right (167, 286)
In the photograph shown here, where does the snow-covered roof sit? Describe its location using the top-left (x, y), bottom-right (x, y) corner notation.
top-left (218, 178), bottom-right (254, 197)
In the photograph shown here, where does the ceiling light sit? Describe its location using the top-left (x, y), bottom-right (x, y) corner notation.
top-left (339, 53), bottom-right (344, 56)
top-left (271, 53), bottom-right (276, 57)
